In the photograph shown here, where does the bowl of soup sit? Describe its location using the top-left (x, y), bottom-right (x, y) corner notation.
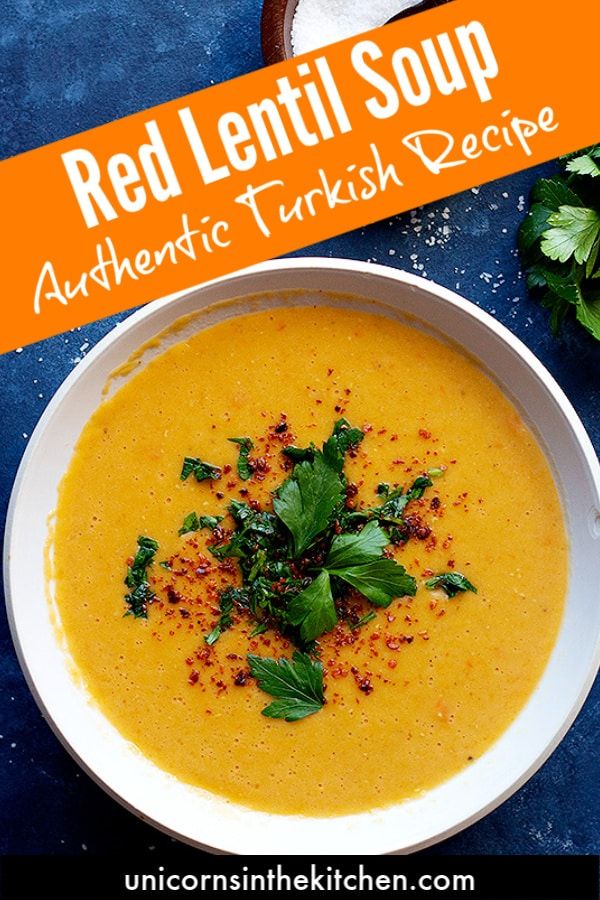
top-left (4, 258), bottom-right (600, 854)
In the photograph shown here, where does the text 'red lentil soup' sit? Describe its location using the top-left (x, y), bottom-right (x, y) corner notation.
top-left (52, 302), bottom-right (567, 816)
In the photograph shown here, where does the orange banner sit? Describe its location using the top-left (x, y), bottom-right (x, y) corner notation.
top-left (1, 0), bottom-right (599, 353)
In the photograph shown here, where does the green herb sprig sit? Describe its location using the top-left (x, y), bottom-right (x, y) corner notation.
top-left (124, 536), bottom-right (159, 618)
top-left (247, 652), bottom-right (324, 721)
top-left (519, 145), bottom-right (600, 340)
top-left (228, 437), bottom-right (254, 480)
top-left (425, 572), bottom-right (477, 599)
top-left (180, 456), bottom-right (221, 483)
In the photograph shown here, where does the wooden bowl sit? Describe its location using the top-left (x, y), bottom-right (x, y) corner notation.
top-left (261, 0), bottom-right (454, 65)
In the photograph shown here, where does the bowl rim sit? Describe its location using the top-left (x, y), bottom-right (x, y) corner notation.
top-left (4, 257), bottom-right (600, 855)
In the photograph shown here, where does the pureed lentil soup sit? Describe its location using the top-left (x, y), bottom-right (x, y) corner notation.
top-left (52, 302), bottom-right (567, 816)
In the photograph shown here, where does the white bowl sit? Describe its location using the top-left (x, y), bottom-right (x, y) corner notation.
top-left (4, 259), bottom-right (600, 855)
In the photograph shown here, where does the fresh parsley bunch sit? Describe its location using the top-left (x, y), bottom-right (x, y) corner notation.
top-left (519, 145), bottom-right (600, 340)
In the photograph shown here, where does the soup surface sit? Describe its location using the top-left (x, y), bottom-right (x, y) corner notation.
top-left (53, 301), bottom-right (567, 816)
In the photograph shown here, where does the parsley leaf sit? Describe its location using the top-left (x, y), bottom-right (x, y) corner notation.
top-left (247, 652), bottom-right (324, 721)
top-left (327, 558), bottom-right (417, 607)
top-left (575, 291), bottom-right (600, 338)
top-left (283, 444), bottom-right (317, 464)
top-left (425, 572), bottom-right (477, 598)
top-left (273, 453), bottom-right (343, 556)
top-left (531, 176), bottom-right (582, 210)
top-left (286, 571), bottom-right (337, 642)
top-left (180, 456), bottom-right (221, 483)
top-left (566, 153), bottom-right (600, 179)
top-left (518, 204), bottom-right (553, 250)
top-left (228, 437), bottom-right (254, 480)
top-left (124, 535), bottom-right (158, 618)
top-left (325, 520), bottom-right (389, 568)
top-left (541, 207), bottom-right (600, 265)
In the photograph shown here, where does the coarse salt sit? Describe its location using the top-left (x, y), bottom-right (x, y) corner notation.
top-left (292, 0), bottom-right (422, 56)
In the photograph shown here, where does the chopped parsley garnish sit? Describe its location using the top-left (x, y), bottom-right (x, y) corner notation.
top-left (178, 512), bottom-right (223, 536)
top-left (228, 437), bottom-right (254, 480)
top-left (322, 417), bottom-right (364, 472)
top-left (372, 475), bottom-right (433, 523)
top-left (425, 572), bottom-right (477, 598)
top-left (427, 467), bottom-right (445, 479)
top-left (283, 417), bottom-right (363, 471)
top-left (180, 456), bottom-right (221, 483)
top-left (125, 418), bottom-right (472, 722)
top-left (205, 587), bottom-right (237, 645)
top-left (247, 652), bottom-right (325, 721)
top-left (350, 611), bottom-right (377, 630)
top-left (124, 535), bottom-right (158, 618)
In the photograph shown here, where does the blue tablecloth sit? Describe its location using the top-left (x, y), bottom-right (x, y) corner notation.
top-left (1, 0), bottom-right (598, 856)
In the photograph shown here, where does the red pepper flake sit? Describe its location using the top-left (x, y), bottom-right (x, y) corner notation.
top-left (330, 666), bottom-right (348, 679)
top-left (188, 670), bottom-right (200, 686)
top-left (404, 514), bottom-right (432, 541)
top-left (430, 496), bottom-right (441, 511)
top-left (233, 670), bottom-right (248, 686)
top-left (419, 429), bottom-right (431, 439)
top-left (165, 585), bottom-right (183, 604)
top-left (388, 660), bottom-right (398, 670)
top-left (358, 677), bottom-right (373, 695)
top-left (223, 464), bottom-right (232, 475)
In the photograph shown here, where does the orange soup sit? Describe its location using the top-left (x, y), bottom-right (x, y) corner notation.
top-left (52, 303), bottom-right (567, 816)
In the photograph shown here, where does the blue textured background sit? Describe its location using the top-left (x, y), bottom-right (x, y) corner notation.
top-left (1, 0), bottom-right (598, 857)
